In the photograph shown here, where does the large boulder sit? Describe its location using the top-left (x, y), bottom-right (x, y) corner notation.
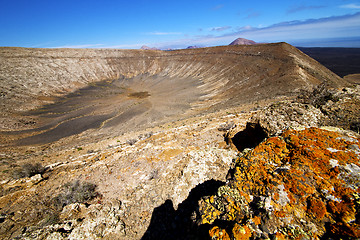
top-left (320, 86), bottom-right (360, 132)
top-left (229, 101), bottom-right (324, 151)
top-left (297, 84), bottom-right (360, 132)
top-left (248, 101), bottom-right (324, 137)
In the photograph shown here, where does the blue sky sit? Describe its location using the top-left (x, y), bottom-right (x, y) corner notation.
top-left (0, 0), bottom-right (360, 49)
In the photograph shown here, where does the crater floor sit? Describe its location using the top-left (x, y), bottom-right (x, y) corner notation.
top-left (6, 74), bottom-right (205, 146)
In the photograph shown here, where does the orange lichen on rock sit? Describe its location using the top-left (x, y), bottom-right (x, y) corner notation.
top-left (275, 210), bottom-right (287, 218)
top-left (252, 215), bottom-right (261, 225)
top-left (233, 136), bottom-right (289, 196)
top-left (273, 232), bottom-right (287, 240)
top-left (198, 196), bottom-right (222, 224)
top-left (328, 199), bottom-right (356, 223)
top-left (307, 197), bottom-right (326, 220)
top-left (232, 224), bottom-right (252, 240)
top-left (198, 127), bottom-right (360, 239)
top-left (209, 226), bottom-right (231, 240)
top-left (328, 222), bottom-right (360, 238)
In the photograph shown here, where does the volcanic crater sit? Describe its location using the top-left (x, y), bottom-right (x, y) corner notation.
top-left (0, 43), bottom-right (346, 147)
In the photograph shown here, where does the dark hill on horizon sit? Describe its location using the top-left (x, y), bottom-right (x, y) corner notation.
top-left (298, 47), bottom-right (360, 77)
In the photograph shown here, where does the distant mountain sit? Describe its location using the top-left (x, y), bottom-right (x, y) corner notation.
top-left (186, 46), bottom-right (201, 49)
top-left (229, 38), bottom-right (256, 45)
top-left (140, 45), bottom-right (159, 50)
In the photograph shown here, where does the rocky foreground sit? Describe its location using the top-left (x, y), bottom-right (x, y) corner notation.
top-left (199, 126), bottom-right (359, 239)
top-left (0, 84), bottom-right (359, 239)
top-left (143, 85), bottom-right (360, 239)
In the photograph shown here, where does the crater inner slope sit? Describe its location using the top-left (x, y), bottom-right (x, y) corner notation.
top-left (0, 43), bottom-right (348, 146)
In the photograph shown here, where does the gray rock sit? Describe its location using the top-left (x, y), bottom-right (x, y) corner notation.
top-left (248, 101), bottom-right (324, 137)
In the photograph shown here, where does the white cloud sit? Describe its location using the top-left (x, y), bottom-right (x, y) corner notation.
top-left (239, 12), bottom-right (360, 42)
top-left (54, 13), bottom-right (360, 50)
top-left (340, 4), bottom-right (360, 9)
top-left (151, 12), bottom-right (360, 49)
top-left (237, 25), bottom-right (255, 31)
top-left (211, 26), bottom-right (231, 32)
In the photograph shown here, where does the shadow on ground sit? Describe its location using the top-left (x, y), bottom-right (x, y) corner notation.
top-left (231, 122), bottom-right (267, 151)
top-left (141, 179), bottom-right (224, 240)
